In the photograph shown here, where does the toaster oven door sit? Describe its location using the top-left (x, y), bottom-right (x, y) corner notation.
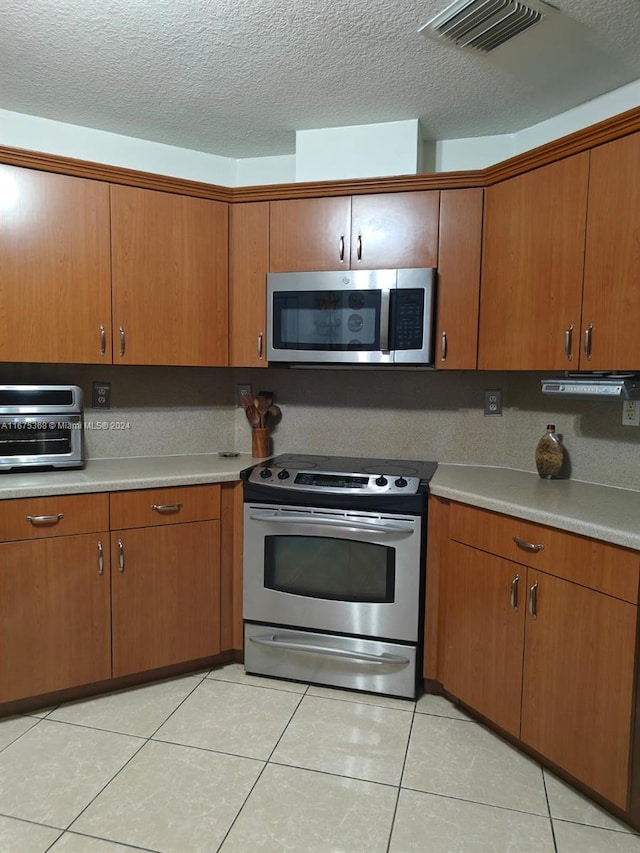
top-left (0, 415), bottom-right (84, 471)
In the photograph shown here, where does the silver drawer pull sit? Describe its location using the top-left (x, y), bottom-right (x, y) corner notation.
top-left (99, 324), bottom-right (106, 357)
top-left (97, 540), bottom-right (104, 575)
top-left (119, 325), bottom-right (126, 357)
top-left (440, 330), bottom-right (447, 362)
top-left (117, 538), bottom-right (125, 572)
top-left (257, 332), bottom-right (264, 360)
top-left (249, 634), bottom-right (409, 665)
top-left (528, 580), bottom-right (539, 619)
top-left (26, 513), bottom-right (64, 525)
top-left (152, 502), bottom-right (183, 513)
top-left (513, 536), bottom-right (545, 553)
top-left (510, 574), bottom-right (520, 611)
top-left (564, 324), bottom-right (573, 361)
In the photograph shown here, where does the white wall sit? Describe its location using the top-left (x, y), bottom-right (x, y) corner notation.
top-left (1, 79), bottom-right (638, 185)
top-left (295, 120), bottom-right (422, 182)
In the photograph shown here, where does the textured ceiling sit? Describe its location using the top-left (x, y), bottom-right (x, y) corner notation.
top-left (1, 0), bottom-right (639, 158)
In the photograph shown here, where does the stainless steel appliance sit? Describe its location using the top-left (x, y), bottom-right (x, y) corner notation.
top-left (0, 385), bottom-right (84, 472)
top-left (241, 454), bottom-right (437, 699)
top-left (266, 268), bottom-right (436, 366)
top-left (541, 373), bottom-right (640, 400)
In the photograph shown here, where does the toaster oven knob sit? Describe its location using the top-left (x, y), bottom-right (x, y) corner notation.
top-left (395, 477), bottom-right (408, 488)
top-left (375, 475), bottom-right (388, 487)
top-left (277, 469), bottom-right (290, 480)
top-left (260, 468), bottom-right (272, 479)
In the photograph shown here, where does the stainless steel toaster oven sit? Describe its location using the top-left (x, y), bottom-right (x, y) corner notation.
top-left (0, 385), bottom-right (85, 472)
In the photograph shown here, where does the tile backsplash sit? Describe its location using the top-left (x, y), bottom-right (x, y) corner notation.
top-left (1, 363), bottom-right (638, 491)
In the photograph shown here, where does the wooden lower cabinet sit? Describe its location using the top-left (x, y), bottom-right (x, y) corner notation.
top-left (521, 570), bottom-right (636, 809)
top-left (442, 542), bottom-right (524, 738)
top-left (0, 534), bottom-right (111, 703)
top-left (436, 499), bottom-right (640, 813)
top-left (111, 520), bottom-right (221, 677)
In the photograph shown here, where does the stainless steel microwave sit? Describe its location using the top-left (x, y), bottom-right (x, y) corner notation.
top-left (266, 268), bottom-right (436, 366)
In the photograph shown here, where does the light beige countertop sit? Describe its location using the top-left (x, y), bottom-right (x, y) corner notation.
top-left (430, 464), bottom-right (640, 551)
top-left (0, 453), bottom-right (256, 499)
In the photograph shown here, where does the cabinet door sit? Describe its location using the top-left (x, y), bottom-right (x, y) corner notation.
top-left (0, 165), bottom-right (112, 364)
top-left (229, 201), bottom-right (269, 367)
top-left (478, 154), bottom-right (589, 370)
top-left (111, 521), bottom-right (221, 677)
top-left (521, 571), bottom-right (636, 809)
top-left (435, 189), bottom-right (483, 369)
top-left (442, 541), bottom-right (525, 738)
top-left (111, 186), bottom-right (228, 366)
top-left (269, 197), bottom-right (352, 271)
top-left (581, 132), bottom-right (640, 369)
top-left (0, 535), bottom-right (111, 703)
top-left (350, 191), bottom-right (439, 269)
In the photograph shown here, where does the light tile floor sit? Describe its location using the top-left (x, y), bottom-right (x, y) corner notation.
top-left (0, 663), bottom-right (639, 852)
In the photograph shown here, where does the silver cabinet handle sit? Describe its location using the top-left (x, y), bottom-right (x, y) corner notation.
top-left (528, 580), bottom-right (539, 619)
top-left (564, 324), bottom-right (573, 361)
top-left (151, 502), bottom-right (183, 513)
top-left (119, 325), bottom-right (126, 357)
top-left (513, 536), bottom-right (545, 553)
top-left (584, 323), bottom-right (593, 360)
top-left (97, 540), bottom-right (104, 575)
top-left (249, 634), bottom-right (410, 665)
top-left (26, 513), bottom-right (64, 526)
top-left (257, 332), bottom-right (264, 360)
top-left (99, 324), bottom-right (106, 357)
top-left (339, 234), bottom-right (345, 263)
top-left (356, 234), bottom-right (362, 262)
top-left (510, 574), bottom-right (520, 611)
top-left (440, 331), bottom-right (447, 362)
top-left (117, 538), bottom-right (125, 572)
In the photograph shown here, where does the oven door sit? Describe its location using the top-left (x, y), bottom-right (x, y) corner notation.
top-left (0, 415), bottom-right (84, 471)
top-left (243, 502), bottom-right (422, 643)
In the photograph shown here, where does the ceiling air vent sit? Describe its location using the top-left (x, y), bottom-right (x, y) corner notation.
top-left (419, 0), bottom-right (553, 53)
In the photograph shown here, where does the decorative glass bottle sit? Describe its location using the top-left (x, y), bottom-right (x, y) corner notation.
top-left (535, 424), bottom-right (564, 479)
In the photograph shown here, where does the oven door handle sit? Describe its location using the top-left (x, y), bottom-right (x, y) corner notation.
top-left (247, 512), bottom-right (415, 535)
top-left (249, 634), bottom-right (410, 666)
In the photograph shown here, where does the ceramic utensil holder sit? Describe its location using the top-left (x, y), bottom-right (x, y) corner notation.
top-left (252, 428), bottom-right (271, 458)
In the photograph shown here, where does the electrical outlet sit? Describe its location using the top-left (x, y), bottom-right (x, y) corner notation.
top-left (484, 389), bottom-right (503, 416)
top-left (92, 381), bottom-right (111, 409)
top-left (236, 384), bottom-right (252, 407)
top-left (622, 400), bottom-right (640, 426)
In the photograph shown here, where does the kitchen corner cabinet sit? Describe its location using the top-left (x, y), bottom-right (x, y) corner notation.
top-left (110, 185), bottom-right (229, 366)
top-left (435, 189), bottom-right (483, 369)
top-left (229, 201), bottom-right (270, 367)
top-left (110, 485), bottom-right (221, 677)
top-left (581, 132), bottom-right (640, 369)
top-left (478, 153), bottom-right (589, 370)
top-left (269, 191), bottom-right (440, 272)
top-left (0, 494), bottom-right (111, 703)
top-left (0, 164), bottom-right (112, 364)
top-left (438, 499), bottom-right (639, 810)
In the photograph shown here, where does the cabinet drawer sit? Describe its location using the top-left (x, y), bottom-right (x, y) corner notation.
top-left (0, 493), bottom-right (109, 542)
top-left (110, 484), bottom-right (221, 529)
top-left (449, 502), bottom-right (640, 603)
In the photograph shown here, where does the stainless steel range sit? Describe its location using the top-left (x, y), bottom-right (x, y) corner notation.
top-left (241, 454), bottom-right (437, 699)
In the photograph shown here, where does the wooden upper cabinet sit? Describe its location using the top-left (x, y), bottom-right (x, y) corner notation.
top-left (229, 201), bottom-right (270, 367)
top-left (349, 191), bottom-right (439, 269)
top-left (0, 165), bottom-right (112, 364)
top-left (110, 185), bottom-right (229, 366)
top-left (581, 132), bottom-right (640, 370)
top-left (270, 197), bottom-right (351, 271)
top-left (478, 153), bottom-right (589, 370)
top-left (269, 191), bottom-right (439, 272)
top-left (435, 189), bottom-right (483, 369)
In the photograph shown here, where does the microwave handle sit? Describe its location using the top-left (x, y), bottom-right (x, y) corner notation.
top-left (379, 288), bottom-right (391, 354)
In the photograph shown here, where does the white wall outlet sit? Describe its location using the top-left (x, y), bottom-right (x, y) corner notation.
top-left (622, 400), bottom-right (640, 426)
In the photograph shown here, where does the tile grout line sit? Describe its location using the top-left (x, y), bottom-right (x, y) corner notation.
top-left (386, 702), bottom-right (418, 853)
top-left (541, 766), bottom-right (560, 853)
top-left (213, 680), bottom-right (311, 851)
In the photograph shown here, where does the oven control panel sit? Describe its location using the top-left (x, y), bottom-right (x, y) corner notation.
top-left (248, 466), bottom-right (421, 495)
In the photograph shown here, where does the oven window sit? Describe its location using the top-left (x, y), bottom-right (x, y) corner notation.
top-left (0, 423), bottom-right (73, 456)
top-left (264, 535), bottom-right (395, 603)
top-left (273, 290), bottom-right (381, 351)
